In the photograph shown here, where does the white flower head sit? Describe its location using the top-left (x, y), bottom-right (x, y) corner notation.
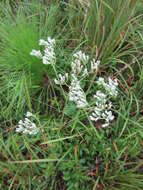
top-left (31, 37), bottom-right (56, 65)
top-left (69, 74), bottom-right (88, 108)
top-left (97, 77), bottom-right (118, 97)
top-left (71, 50), bottom-right (89, 77)
top-left (39, 39), bottom-right (49, 46)
top-left (42, 37), bottom-right (56, 65)
top-left (26, 111), bottom-right (33, 117)
top-left (54, 73), bottom-right (69, 85)
top-left (30, 49), bottom-right (42, 58)
top-left (73, 51), bottom-right (89, 63)
top-left (39, 37), bottom-right (55, 47)
top-left (16, 112), bottom-right (39, 136)
top-left (71, 59), bottom-right (83, 75)
top-left (96, 77), bottom-right (105, 86)
top-left (90, 91), bottom-right (115, 128)
top-left (16, 121), bottom-right (24, 132)
top-left (42, 46), bottom-right (56, 65)
top-left (47, 37), bottom-right (55, 46)
top-left (102, 123), bottom-right (109, 128)
top-left (108, 77), bottom-right (118, 97)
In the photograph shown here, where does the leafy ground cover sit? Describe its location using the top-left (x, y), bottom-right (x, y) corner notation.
top-left (0, 0), bottom-right (143, 189)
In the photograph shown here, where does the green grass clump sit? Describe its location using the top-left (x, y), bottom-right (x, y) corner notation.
top-left (0, 2), bottom-right (64, 119)
top-left (0, 0), bottom-right (143, 190)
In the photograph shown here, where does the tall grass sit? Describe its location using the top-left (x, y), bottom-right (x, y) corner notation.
top-left (0, 2), bottom-right (63, 119)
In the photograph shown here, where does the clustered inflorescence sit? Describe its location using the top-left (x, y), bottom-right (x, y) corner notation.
top-left (16, 112), bottom-right (39, 135)
top-left (54, 48), bottom-right (118, 128)
top-left (54, 73), bottom-right (69, 85)
top-left (71, 50), bottom-right (89, 77)
top-left (30, 37), bottom-right (56, 65)
top-left (16, 37), bottom-right (119, 136)
top-left (97, 77), bottom-right (118, 97)
top-left (90, 91), bottom-right (114, 128)
top-left (54, 50), bottom-right (101, 110)
top-left (69, 74), bottom-right (88, 108)
top-left (71, 50), bottom-right (100, 77)
top-left (88, 77), bottom-right (119, 128)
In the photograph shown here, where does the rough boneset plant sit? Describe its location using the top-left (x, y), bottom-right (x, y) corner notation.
top-left (30, 38), bottom-right (118, 128)
top-left (1, 1), bottom-right (143, 190)
top-left (53, 48), bottom-right (118, 128)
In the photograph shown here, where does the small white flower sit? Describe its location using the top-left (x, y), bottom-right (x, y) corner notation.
top-left (31, 37), bottom-right (56, 65)
top-left (73, 51), bottom-right (89, 63)
top-left (94, 91), bottom-right (107, 105)
top-left (24, 118), bottom-right (31, 125)
top-left (18, 120), bottom-right (24, 125)
top-left (16, 125), bottom-right (23, 132)
top-left (26, 111), bottom-right (33, 117)
top-left (39, 37), bottom-right (55, 47)
top-left (54, 73), bottom-right (69, 85)
top-left (42, 45), bottom-right (56, 65)
top-left (69, 74), bottom-right (88, 108)
top-left (16, 112), bottom-right (39, 136)
top-left (71, 59), bottom-right (83, 75)
top-left (107, 77), bottom-right (118, 97)
top-left (96, 77), bottom-right (105, 86)
top-left (39, 39), bottom-right (49, 46)
top-left (47, 37), bottom-right (55, 46)
top-left (71, 50), bottom-right (89, 77)
top-left (30, 49), bottom-right (42, 58)
top-left (82, 68), bottom-right (88, 77)
top-left (97, 77), bottom-right (118, 97)
top-left (102, 123), bottom-right (109, 128)
top-left (105, 110), bottom-right (115, 121)
top-left (54, 79), bottom-right (59, 85)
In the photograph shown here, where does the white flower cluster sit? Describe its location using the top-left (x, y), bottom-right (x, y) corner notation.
top-left (97, 77), bottom-right (118, 97)
top-left (54, 50), bottom-right (87, 85)
top-left (69, 74), bottom-right (88, 108)
top-left (15, 112), bottom-right (39, 135)
top-left (68, 51), bottom-right (100, 109)
top-left (54, 73), bottom-right (69, 85)
top-left (90, 76), bottom-right (118, 128)
top-left (30, 37), bottom-right (56, 65)
top-left (71, 51), bottom-right (100, 77)
top-left (90, 91), bottom-right (114, 128)
top-left (73, 50), bottom-right (89, 62)
top-left (30, 50), bottom-right (42, 58)
top-left (72, 51), bottom-right (89, 77)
